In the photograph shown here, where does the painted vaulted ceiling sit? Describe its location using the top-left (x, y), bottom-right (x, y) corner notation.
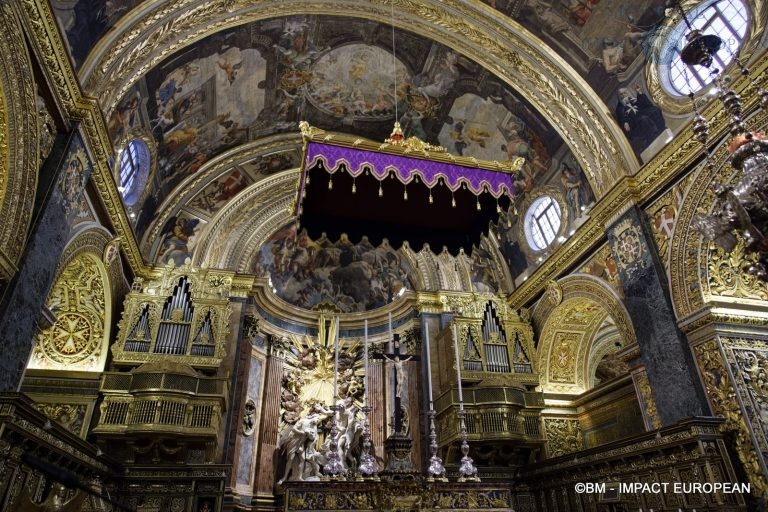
top-left (51, 0), bottom-right (685, 311)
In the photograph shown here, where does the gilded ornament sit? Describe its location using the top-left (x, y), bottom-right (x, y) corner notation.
top-left (544, 280), bottom-right (563, 306)
top-left (544, 418), bottom-right (582, 457)
top-left (633, 370), bottom-right (662, 430)
top-left (694, 339), bottom-right (768, 497)
top-left (30, 253), bottom-right (107, 370)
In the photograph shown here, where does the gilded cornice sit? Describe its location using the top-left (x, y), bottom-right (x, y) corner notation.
top-left (79, 0), bottom-right (636, 198)
top-left (18, 0), bottom-right (146, 274)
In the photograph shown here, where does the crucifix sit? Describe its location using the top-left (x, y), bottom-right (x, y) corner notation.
top-left (373, 333), bottom-right (419, 436)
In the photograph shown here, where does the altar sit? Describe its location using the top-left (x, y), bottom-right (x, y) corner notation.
top-left (282, 480), bottom-right (517, 512)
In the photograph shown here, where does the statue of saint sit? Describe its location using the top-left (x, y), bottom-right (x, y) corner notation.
top-left (382, 354), bottom-right (414, 398)
top-left (277, 403), bottom-right (331, 484)
top-left (332, 397), bottom-right (363, 470)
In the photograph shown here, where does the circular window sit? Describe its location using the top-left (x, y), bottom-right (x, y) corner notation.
top-left (523, 195), bottom-right (562, 252)
top-left (661, 0), bottom-right (749, 96)
top-left (118, 139), bottom-right (151, 206)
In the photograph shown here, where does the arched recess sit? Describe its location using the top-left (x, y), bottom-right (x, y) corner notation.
top-left (78, 0), bottom-right (636, 197)
top-left (0, 3), bottom-right (39, 281)
top-left (668, 109), bottom-right (768, 322)
top-left (533, 274), bottom-right (636, 394)
top-left (28, 227), bottom-right (122, 373)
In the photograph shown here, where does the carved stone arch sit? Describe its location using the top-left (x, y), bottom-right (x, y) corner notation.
top-left (78, 0), bottom-right (636, 197)
top-left (0, 3), bottom-right (39, 281)
top-left (414, 249), bottom-right (440, 292)
top-left (399, 245), bottom-right (426, 292)
top-left (60, 226), bottom-right (127, 306)
top-left (534, 274), bottom-right (636, 394)
top-left (532, 274), bottom-right (636, 345)
top-left (30, 246), bottom-right (113, 373)
top-left (669, 109), bottom-right (768, 321)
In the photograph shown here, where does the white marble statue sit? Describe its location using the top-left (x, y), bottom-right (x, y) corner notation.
top-left (333, 397), bottom-right (363, 470)
top-left (277, 403), bottom-right (331, 484)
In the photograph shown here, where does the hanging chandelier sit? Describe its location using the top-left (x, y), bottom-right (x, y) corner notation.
top-left (683, 0), bottom-right (768, 279)
top-left (294, 122), bottom-right (524, 255)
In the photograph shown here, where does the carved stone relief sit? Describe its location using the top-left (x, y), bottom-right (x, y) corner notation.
top-left (544, 418), bottom-right (583, 458)
top-left (30, 253), bottom-right (108, 371)
top-left (694, 338), bottom-right (768, 497)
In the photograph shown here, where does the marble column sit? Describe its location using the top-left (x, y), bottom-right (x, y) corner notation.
top-left (607, 206), bottom-right (709, 425)
top-left (0, 129), bottom-right (91, 391)
top-left (253, 337), bottom-right (286, 500)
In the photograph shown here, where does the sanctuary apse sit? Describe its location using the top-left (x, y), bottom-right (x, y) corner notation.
top-left (1, 0), bottom-right (768, 511)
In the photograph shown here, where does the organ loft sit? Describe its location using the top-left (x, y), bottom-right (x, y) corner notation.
top-left (1, 0), bottom-right (768, 510)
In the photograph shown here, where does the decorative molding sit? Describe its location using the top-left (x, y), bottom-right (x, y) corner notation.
top-left (0, 2), bottom-right (39, 281)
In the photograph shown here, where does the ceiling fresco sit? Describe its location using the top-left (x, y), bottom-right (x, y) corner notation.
top-left (105, 15), bottom-right (590, 253)
top-left (51, 0), bottom-right (144, 68)
top-left (47, 0), bottom-right (685, 312)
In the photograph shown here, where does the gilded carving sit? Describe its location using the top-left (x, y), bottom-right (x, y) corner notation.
top-left (32, 402), bottom-right (87, 437)
top-left (544, 418), bottom-right (582, 458)
top-left (30, 253), bottom-right (108, 371)
top-left (0, 2), bottom-right (39, 281)
top-left (112, 261), bottom-right (232, 368)
top-left (694, 339), bottom-right (768, 497)
top-left (544, 280), bottom-right (562, 306)
top-left (707, 238), bottom-right (768, 301)
top-left (646, 178), bottom-right (689, 275)
top-left (670, 100), bottom-right (768, 320)
top-left (534, 276), bottom-right (635, 393)
top-left (549, 332), bottom-right (580, 384)
top-left (632, 370), bottom-right (661, 430)
top-left (19, 0), bottom-right (146, 274)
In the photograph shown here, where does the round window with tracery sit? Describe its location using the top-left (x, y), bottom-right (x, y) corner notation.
top-left (523, 195), bottom-right (562, 252)
top-left (660, 0), bottom-right (749, 96)
top-left (118, 139), bottom-right (151, 206)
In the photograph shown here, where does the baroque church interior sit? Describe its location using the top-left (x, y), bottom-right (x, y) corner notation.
top-left (1, 0), bottom-right (768, 510)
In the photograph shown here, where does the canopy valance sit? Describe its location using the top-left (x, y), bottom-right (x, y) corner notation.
top-left (295, 122), bottom-right (524, 255)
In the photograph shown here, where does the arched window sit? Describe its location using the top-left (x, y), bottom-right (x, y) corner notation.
top-left (118, 139), bottom-right (150, 206)
top-left (662, 0), bottom-right (749, 95)
top-left (523, 195), bottom-right (562, 252)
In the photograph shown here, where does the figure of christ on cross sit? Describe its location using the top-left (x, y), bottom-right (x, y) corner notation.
top-left (373, 334), bottom-right (419, 436)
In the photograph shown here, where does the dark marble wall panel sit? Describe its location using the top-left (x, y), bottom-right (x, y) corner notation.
top-left (607, 206), bottom-right (709, 425)
top-left (0, 129), bottom-right (92, 391)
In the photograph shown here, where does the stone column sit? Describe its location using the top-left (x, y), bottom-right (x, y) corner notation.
top-left (0, 129), bottom-right (91, 391)
top-left (607, 206), bottom-right (709, 425)
top-left (253, 336), bottom-right (286, 503)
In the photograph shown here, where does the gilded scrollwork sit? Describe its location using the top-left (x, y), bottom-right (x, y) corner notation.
top-left (548, 332), bottom-right (581, 384)
top-left (30, 253), bottom-right (109, 371)
top-left (544, 418), bottom-right (582, 458)
top-left (32, 402), bottom-right (87, 437)
top-left (693, 338), bottom-right (768, 497)
top-left (0, 2), bottom-right (39, 281)
top-left (707, 238), bottom-right (768, 301)
top-left (632, 370), bottom-right (662, 430)
top-left (670, 99), bottom-right (768, 320)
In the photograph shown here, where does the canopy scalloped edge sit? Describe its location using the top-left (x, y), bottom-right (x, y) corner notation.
top-left (295, 122), bottom-right (522, 215)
